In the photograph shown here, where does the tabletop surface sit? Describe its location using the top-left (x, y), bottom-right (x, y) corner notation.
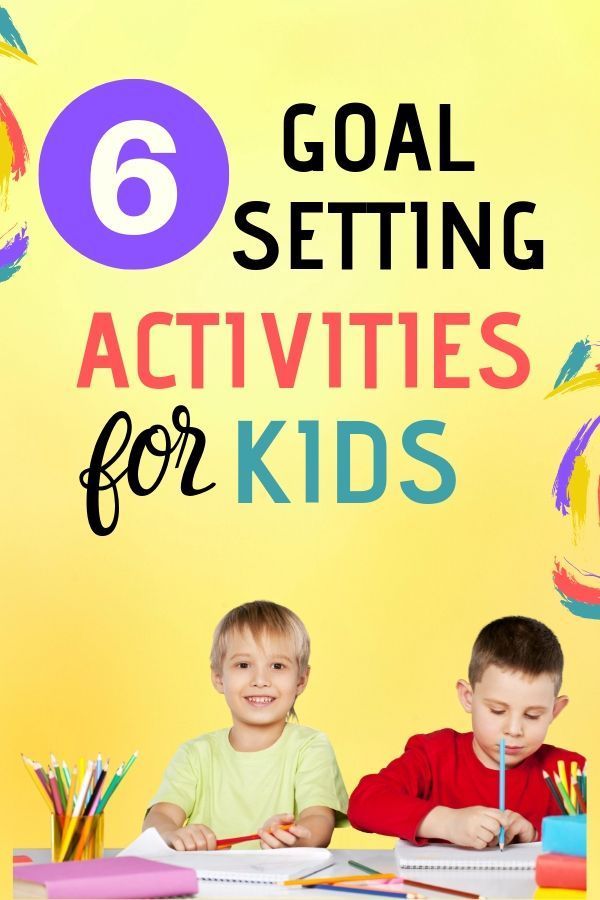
top-left (13, 847), bottom-right (537, 899)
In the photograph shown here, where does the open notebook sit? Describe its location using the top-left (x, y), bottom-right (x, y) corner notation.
top-left (395, 839), bottom-right (542, 870)
top-left (119, 828), bottom-right (333, 884)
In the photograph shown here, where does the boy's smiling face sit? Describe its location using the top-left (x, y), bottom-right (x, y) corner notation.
top-left (457, 665), bottom-right (569, 769)
top-left (212, 627), bottom-right (308, 731)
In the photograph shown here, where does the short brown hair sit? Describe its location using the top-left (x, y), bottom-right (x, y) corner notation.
top-left (468, 616), bottom-right (564, 692)
top-left (210, 600), bottom-right (310, 674)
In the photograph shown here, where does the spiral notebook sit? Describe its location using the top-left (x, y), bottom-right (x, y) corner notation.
top-left (120, 829), bottom-right (333, 884)
top-left (395, 839), bottom-right (542, 870)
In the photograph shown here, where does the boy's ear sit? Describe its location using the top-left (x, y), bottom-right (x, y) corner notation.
top-left (295, 665), bottom-right (310, 696)
top-left (456, 679), bottom-right (474, 713)
top-left (552, 694), bottom-right (569, 720)
top-left (211, 668), bottom-right (225, 694)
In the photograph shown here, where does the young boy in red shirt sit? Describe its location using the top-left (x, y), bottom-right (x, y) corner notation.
top-left (348, 616), bottom-right (585, 849)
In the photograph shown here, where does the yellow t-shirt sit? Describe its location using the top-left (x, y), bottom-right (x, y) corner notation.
top-left (149, 723), bottom-right (348, 842)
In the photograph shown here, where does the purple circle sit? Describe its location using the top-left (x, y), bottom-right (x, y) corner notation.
top-left (39, 80), bottom-right (229, 269)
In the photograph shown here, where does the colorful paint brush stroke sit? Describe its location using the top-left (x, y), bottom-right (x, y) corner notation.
top-left (546, 336), bottom-right (600, 398)
top-left (553, 558), bottom-right (600, 620)
top-left (552, 417), bottom-right (600, 517)
top-left (0, 95), bottom-right (28, 209)
top-left (0, 223), bottom-right (28, 281)
top-left (0, 8), bottom-right (35, 64)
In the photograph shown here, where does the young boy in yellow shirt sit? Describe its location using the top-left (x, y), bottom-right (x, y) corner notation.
top-left (144, 600), bottom-right (347, 850)
top-left (349, 616), bottom-right (585, 848)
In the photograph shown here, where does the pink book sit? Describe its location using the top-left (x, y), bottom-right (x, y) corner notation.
top-left (13, 855), bottom-right (198, 898)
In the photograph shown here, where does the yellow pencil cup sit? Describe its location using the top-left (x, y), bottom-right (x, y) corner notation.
top-left (51, 813), bottom-right (104, 862)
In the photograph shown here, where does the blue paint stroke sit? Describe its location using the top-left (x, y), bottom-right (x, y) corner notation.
top-left (0, 224), bottom-right (28, 282)
top-left (556, 589), bottom-right (600, 620)
top-left (553, 338), bottom-right (591, 389)
top-left (552, 417), bottom-right (600, 515)
top-left (0, 8), bottom-right (27, 53)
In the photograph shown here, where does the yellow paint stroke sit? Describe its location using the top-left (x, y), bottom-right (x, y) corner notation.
top-left (567, 455), bottom-right (589, 543)
top-left (545, 370), bottom-right (600, 398)
top-left (0, 41), bottom-right (36, 64)
top-left (0, 122), bottom-right (13, 211)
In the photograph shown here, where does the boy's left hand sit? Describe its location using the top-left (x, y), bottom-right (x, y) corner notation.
top-left (503, 810), bottom-right (537, 845)
top-left (258, 813), bottom-right (310, 848)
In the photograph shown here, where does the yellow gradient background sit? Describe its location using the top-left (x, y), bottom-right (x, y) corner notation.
top-left (2, 1), bottom-right (597, 894)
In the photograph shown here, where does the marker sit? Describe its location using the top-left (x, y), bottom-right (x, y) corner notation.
top-left (499, 738), bottom-right (506, 851)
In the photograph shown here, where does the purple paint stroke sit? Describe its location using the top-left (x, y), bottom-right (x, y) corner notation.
top-left (564, 557), bottom-right (600, 580)
top-left (552, 417), bottom-right (600, 515)
top-left (0, 223), bottom-right (27, 281)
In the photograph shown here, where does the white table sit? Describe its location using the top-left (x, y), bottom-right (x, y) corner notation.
top-left (14, 848), bottom-right (537, 899)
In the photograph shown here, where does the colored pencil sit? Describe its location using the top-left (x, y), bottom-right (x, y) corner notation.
top-left (572, 779), bottom-right (586, 814)
top-left (217, 822), bottom-right (293, 848)
top-left (570, 761), bottom-right (578, 808)
top-left (77, 758), bottom-right (85, 794)
top-left (557, 759), bottom-right (568, 795)
top-left (73, 768), bottom-right (108, 860)
top-left (95, 763), bottom-right (123, 814)
top-left (400, 881), bottom-right (482, 900)
top-left (499, 738), bottom-right (506, 850)
top-left (48, 771), bottom-right (64, 816)
top-left (64, 766), bottom-right (77, 819)
top-left (304, 887), bottom-right (410, 898)
top-left (349, 861), bottom-right (380, 875)
top-left (96, 752), bottom-right (137, 813)
top-left (121, 750), bottom-right (139, 778)
top-left (51, 754), bottom-right (67, 809)
top-left (58, 761), bottom-right (94, 862)
top-left (553, 772), bottom-right (577, 815)
top-left (61, 761), bottom-right (71, 790)
top-left (83, 765), bottom-right (108, 816)
top-left (543, 770), bottom-right (566, 814)
top-left (32, 760), bottom-right (51, 797)
top-left (21, 755), bottom-right (54, 812)
top-left (96, 754), bottom-right (102, 784)
top-left (347, 859), bottom-right (483, 898)
top-left (287, 873), bottom-right (397, 887)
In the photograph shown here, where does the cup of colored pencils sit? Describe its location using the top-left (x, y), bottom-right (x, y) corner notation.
top-left (21, 751), bottom-right (138, 862)
top-left (543, 760), bottom-right (587, 815)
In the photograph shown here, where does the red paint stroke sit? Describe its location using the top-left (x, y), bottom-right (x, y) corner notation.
top-left (553, 560), bottom-right (600, 605)
top-left (0, 96), bottom-right (28, 179)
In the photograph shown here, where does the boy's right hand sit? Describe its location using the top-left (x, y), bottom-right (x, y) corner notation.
top-left (443, 806), bottom-right (506, 849)
top-left (163, 824), bottom-right (217, 851)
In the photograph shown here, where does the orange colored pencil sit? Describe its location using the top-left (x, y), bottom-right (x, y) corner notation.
top-left (284, 873), bottom-right (397, 887)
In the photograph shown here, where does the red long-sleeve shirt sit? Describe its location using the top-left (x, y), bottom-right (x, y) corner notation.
top-left (348, 729), bottom-right (585, 844)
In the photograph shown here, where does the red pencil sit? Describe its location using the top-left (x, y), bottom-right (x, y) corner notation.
top-left (217, 822), bottom-right (293, 849)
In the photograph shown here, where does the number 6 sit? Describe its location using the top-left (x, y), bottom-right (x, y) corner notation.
top-left (90, 119), bottom-right (177, 235)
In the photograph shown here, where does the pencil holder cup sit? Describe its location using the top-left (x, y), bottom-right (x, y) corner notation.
top-left (51, 813), bottom-right (104, 862)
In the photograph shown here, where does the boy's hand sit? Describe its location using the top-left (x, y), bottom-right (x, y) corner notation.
top-left (258, 813), bottom-right (310, 849)
top-left (444, 806), bottom-right (506, 849)
top-left (503, 810), bottom-right (537, 845)
top-left (163, 823), bottom-right (217, 851)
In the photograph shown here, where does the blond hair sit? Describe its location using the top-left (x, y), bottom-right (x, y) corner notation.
top-left (210, 600), bottom-right (311, 674)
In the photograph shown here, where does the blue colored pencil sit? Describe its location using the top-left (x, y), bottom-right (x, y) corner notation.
top-left (499, 738), bottom-right (506, 850)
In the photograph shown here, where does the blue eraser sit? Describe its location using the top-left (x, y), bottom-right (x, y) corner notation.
top-left (542, 814), bottom-right (587, 857)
